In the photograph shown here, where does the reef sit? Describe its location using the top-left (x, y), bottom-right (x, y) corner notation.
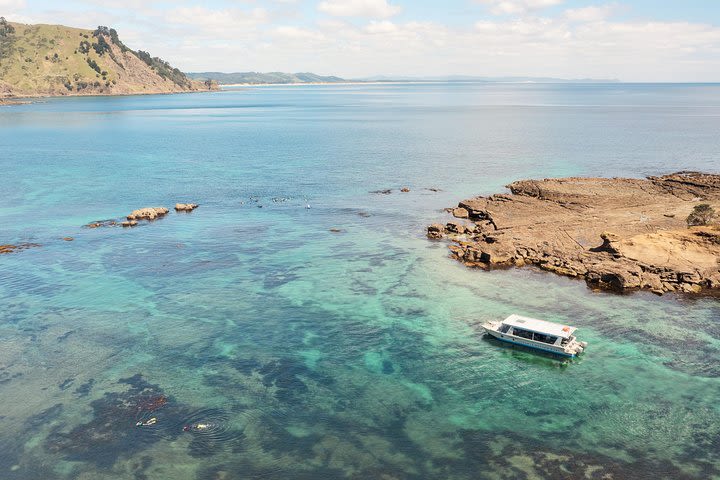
top-left (429, 172), bottom-right (720, 294)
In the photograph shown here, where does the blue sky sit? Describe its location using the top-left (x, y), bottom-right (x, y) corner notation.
top-left (3, 0), bottom-right (720, 81)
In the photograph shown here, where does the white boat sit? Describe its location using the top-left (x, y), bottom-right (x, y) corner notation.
top-left (482, 314), bottom-right (587, 357)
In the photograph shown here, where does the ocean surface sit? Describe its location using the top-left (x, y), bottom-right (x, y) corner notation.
top-left (0, 82), bottom-right (719, 480)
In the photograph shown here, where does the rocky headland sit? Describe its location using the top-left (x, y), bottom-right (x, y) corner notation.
top-left (428, 172), bottom-right (720, 294)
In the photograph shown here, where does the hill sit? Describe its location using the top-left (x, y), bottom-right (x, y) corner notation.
top-left (0, 18), bottom-right (214, 98)
top-left (186, 71), bottom-right (347, 85)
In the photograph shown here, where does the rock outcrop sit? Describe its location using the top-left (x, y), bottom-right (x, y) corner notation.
top-left (127, 207), bottom-right (169, 221)
top-left (429, 172), bottom-right (720, 294)
top-left (174, 203), bottom-right (198, 212)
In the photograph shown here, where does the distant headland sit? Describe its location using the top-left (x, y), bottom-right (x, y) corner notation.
top-left (0, 18), bottom-right (216, 98)
top-left (187, 71), bottom-right (620, 86)
top-left (429, 172), bottom-right (720, 295)
top-left (186, 71), bottom-right (348, 85)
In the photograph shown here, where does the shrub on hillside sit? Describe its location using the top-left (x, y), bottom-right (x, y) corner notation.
top-left (86, 58), bottom-right (102, 74)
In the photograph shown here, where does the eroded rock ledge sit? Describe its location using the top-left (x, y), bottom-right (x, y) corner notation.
top-left (429, 172), bottom-right (720, 294)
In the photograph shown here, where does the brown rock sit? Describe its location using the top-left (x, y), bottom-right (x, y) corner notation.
top-left (400, 187), bottom-right (410, 193)
top-left (121, 220), bottom-right (138, 227)
top-left (445, 222), bottom-right (469, 235)
top-left (427, 224), bottom-right (445, 239)
top-left (62, 237), bottom-right (74, 241)
top-left (175, 203), bottom-right (199, 212)
top-left (478, 245), bottom-right (514, 265)
top-left (591, 232), bottom-right (622, 254)
top-left (452, 207), bottom-right (469, 219)
top-left (127, 207), bottom-right (169, 221)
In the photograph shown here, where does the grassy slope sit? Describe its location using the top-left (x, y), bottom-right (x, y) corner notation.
top-left (0, 22), bottom-right (206, 97)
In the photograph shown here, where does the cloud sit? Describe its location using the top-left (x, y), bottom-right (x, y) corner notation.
top-left (273, 25), bottom-right (325, 41)
top-left (166, 6), bottom-right (268, 32)
top-left (364, 20), bottom-right (398, 34)
top-left (564, 5), bottom-right (615, 23)
top-left (0, 0), bottom-right (25, 12)
top-left (318, 0), bottom-right (401, 19)
top-left (3, 1), bottom-right (720, 82)
top-left (477, 0), bottom-right (564, 16)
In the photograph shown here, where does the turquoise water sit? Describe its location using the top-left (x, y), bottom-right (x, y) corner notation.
top-left (0, 83), bottom-right (719, 479)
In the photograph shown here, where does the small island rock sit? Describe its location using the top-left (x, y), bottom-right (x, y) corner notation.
top-left (175, 203), bottom-right (199, 212)
top-left (127, 207), bottom-right (169, 221)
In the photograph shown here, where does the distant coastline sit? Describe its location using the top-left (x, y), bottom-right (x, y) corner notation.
top-left (189, 71), bottom-right (620, 86)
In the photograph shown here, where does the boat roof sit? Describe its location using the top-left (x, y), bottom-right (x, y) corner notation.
top-left (502, 314), bottom-right (576, 339)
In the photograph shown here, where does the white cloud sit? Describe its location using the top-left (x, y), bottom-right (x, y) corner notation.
top-left (318, 0), bottom-right (401, 19)
top-left (477, 0), bottom-right (564, 16)
top-left (273, 25), bottom-right (325, 41)
top-left (0, 0), bottom-right (25, 12)
top-left (166, 6), bottom-right (268, 32)
top-left (564, 5), bottom-right (615, 23)
top-left (364, 20), bottom-right (398, 34)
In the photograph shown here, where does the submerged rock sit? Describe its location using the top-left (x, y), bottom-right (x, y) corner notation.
top-left (0, 243), bottom-right (41, 254)
top-left (84, 219), bottom-right (118, 228)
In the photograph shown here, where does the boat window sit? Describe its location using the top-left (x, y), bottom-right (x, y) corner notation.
top-left (513, 328), bottom-right (533, 340)
top-left (531, 332), bottom-right (558, 344)
top-left (499, 324), bottom-right (510, 333)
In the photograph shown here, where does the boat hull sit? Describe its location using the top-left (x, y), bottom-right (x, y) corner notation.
top-left (483, 327), bottom-right (576, 357)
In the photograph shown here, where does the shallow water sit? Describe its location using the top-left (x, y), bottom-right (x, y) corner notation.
top-left (0, 83), bottom-right (719, 479)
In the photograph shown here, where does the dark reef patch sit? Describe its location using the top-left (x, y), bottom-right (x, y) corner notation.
top-left (73, 378), bottom-right (95, 397)
top-left (44, 374), bottom-right (183, 468)
top-left (25, 403), bottom-right (64, 429)
top-left (58, 378), bottom-right (74, 390)
top-left (456, 429), bottom-right (708, 480)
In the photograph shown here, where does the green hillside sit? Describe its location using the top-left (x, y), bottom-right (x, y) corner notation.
top-left (0, 19), bottom-right (213, 97)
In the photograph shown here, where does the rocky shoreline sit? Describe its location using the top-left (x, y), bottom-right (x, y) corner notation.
top-left (428, 172), bottom-right (720, 295)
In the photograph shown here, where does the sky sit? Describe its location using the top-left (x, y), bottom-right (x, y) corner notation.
top-left (2, 0), bottom-right (720, 81)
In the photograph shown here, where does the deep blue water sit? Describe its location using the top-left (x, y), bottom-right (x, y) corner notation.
top-left (0, 83), bottom-right (719, 479)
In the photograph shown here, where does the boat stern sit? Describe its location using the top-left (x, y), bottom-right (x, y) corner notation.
top-left (565, 340), bottom-right (588, 356)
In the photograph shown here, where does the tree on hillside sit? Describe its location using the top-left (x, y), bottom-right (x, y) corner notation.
top-left (0, 17), bottom-right (15, 37)
top-left (686, 204), bottom-right (716, 227)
